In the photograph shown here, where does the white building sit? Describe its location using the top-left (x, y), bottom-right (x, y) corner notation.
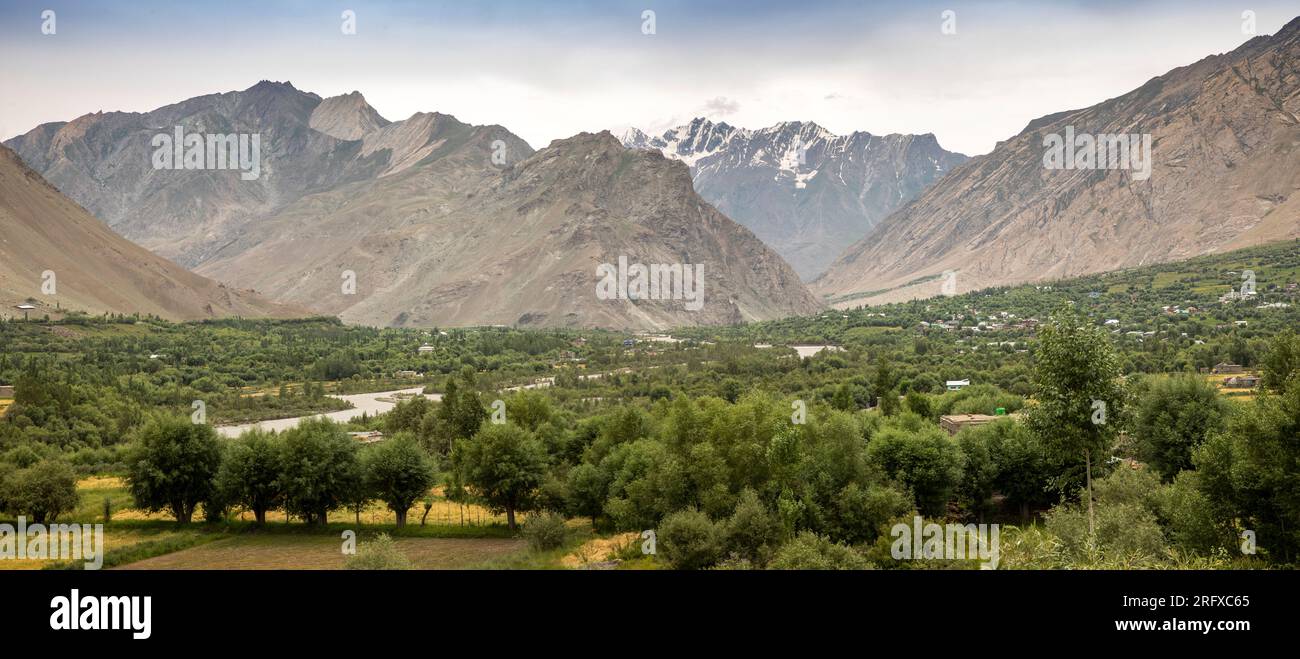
top-left (946, 379), bottom-right (970, 391)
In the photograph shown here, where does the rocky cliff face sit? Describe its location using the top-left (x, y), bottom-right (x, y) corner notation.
top-left (622, 118), bottom-right (967, 279)
top-left (814, 17), bottom-right (1300, 307)
top-left (197, 131), bottom-right (823, 329)
top-left (4, 82), bottom-right (465, 267)
top-left (309, 91), bottom-right (391, 140)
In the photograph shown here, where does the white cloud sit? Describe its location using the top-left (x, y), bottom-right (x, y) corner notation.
top-left (1, 2), bottom-right (1295, 156)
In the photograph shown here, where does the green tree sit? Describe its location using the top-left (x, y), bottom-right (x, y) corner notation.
top-left (1194, 383), bottom-right (1300, 562)
top-left (125, 416), bottom-right (222, 523)
top-left (453, 422), bottom-right (547, 531)
top-left (1259, 330), bottom-right (1300, 394)
top-left (722, 488), bottom-right (781, 565)
top-left (866, 426), bottom-right (964, 517)
top-left (720, 379), bottom-right (743, 404)
top-left (216, 429), bottom-right (282, 525)
top-left (434, 373), bottom-right (488, 455)
top-left (1026, 305), bottom-right (1126, 535)
top-left (278, 418), bottom-right (362, 525)
top-left (504, 390), bottom-right (555, 432)
top-left (1133, 375), bottom-right (1227, 481)
top-left (3, 459), bottom-right (79, 523)
top-left (365, 434), bottom-right (437, 528)
top-left (955, 427), bottom-right (999, 521)
top-left (871, 357), bottom-right (900, 416)
top-left (985, 420), bottom-right (1052, 522)
top-left (904, 391), bottom-right (932, 419)
top-left (565, 462), bottom-right (609, 528)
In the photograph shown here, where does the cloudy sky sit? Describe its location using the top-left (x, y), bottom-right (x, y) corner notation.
top-left (1, 0), bottom-right (1295, 155)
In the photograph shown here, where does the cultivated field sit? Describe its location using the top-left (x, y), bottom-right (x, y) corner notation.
top-left (114, 534), bottom-right (525, 570)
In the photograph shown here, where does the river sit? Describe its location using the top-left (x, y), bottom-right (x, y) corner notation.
top-left (215, 387), bottom-right (442, 438)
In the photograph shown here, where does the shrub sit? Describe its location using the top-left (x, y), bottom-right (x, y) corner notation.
top-left (769, 532), bottom-right (871, 570)
top-left (1153, 470), bottom-right (1234, 555)
top-left (522, 512), bottom-right (570, 551)
top-left (659, 509), bottom-right (721, 570)
top-left (344, 533), bottom-right (413, 570)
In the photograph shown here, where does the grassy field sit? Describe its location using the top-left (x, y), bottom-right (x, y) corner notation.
top-left (73, 477), bottom-right (514, 527)
top-left (114, 534), bottom-right (525, 570)
top-left (3, 476), bottom-right (535, 570)
top-left (1205, 372), bottom-right (1261, 400)
top-left (0, 527), bottom-right (214, 570)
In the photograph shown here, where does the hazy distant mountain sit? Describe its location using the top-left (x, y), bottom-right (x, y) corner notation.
top-left (0, 144), bottom-right (299, 320)
top-left (814, 16), bottom-right (1300, 307)
top-left (620, 118), bottom-right (967, 279)
top-left (198, 131), bottom-right (822, 329)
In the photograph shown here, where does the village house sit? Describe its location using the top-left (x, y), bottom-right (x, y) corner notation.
top-left (0, 385), bottom-right (14, 398)
top-left (946, 379), bottom-right (970, 391)
top-left (1212, 363), bottom-right (1245, 374)
top-left (1222, 375), bottom-right (1261, 389)
top-left (940, 414), bottom-right (997, 435)
top-left (393, 370), bottom-right (420, 379)
top-left (347, 431), bottom-right (385, 444)
top-left (417, 344), bottom-right (435, 354)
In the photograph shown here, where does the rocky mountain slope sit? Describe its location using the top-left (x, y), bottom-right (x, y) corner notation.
top-left (308, 90), bottom-right (391, 140)
top-left (4, 81), bottom-right (471, 267)
top-left (621, 118), bottom-right (967, 279)
top-left (197, 131), bottom-right (822, 329)
top-left (8, 83), bottom-right (822, 329)
top-left (814, 16), bottom-right (1300, 307)
top-left (0, 144), bottom-right (300, 320)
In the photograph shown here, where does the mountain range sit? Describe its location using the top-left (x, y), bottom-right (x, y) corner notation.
top-left (6, 83), bottom-right (820, 329)
top-left (813, 16), bottom-right (1300, 306)
top-left (621, 119), bottom-right (967, 279)
top-left (7, 16), bottom-right (1300, 327)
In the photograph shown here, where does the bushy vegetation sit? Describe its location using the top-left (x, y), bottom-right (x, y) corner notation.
top-left (3, 240), bottom-right (1300, 569)
top-left (522, 513), bottom-right (570, 551)
top-left (344, 533), bottom-right (412, 570)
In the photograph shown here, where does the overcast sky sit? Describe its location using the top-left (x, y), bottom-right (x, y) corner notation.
top-left (1, 0), bottom-right (1296, 155)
